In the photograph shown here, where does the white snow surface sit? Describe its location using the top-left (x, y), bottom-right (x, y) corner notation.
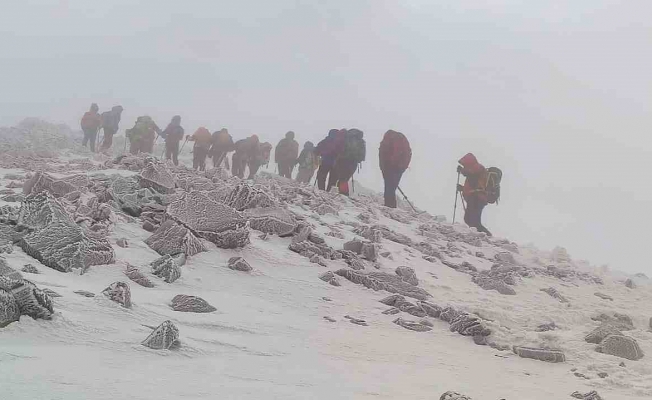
top-left (0, 120), bottom-right (651, 400)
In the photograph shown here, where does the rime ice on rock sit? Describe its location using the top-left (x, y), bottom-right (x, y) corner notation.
top-left (571, 391), bottom-right (604, 400)
top-left (540, 287), bottom-right (569, 303)
top-left (472, 274), bottom-right (516, 295)
top-left (395, 266), bottom-right (419, 286)
top-left (23, 171), bottom-right (79, 198)
top-left (439, 391), bottom-right (473, 400)
top-left (21, 264), bottom-right (39, 274)
top-left (145, 220), bottom-right (206, 256)
top-left (393, 317), bottom-right (432, 332)
top-left (170, 295), bottom-right (216, 313)
top-left (594, 292), bottom-right (613, 301)
top-left (124, 265), bottom-right (155, 288)
top-left (151, 254), bottom-right (184, 283)
top-left (242, 207), bottom-right (297, 236)
top-left (101, 281), bottom-right (132, 308)
top-left (0, 288), bottom-right (20, 327)
top-left (116, 238), bottom-right (129, 248)
top-left (210, 224), bottom-right (251, 249)
top-left (227, 256), bottom-right (252, 272)
top-left (585, 324), bottom-right (623, 344)
top-left (0, 276), bottom-right (53, 320)
top-left (0, 258), bottom-right (22, 280)
top-left (319, 271), bottom-right (340, 286)
top-left (17, 193), bottom-right (115, 272)
top-left (591, 313), bottom-right (634, 330)
top-left (225, 182), bottom-right (275, 211)
top-left (449, 313), bottom-right (491, 336)
top-left (334, 269), bottom-right (431, 300)
top-left (596, 335), bottom-right (644, 360)
top-left (139, 157), bottom-right (176, 194)
top-left (624, 278), bottom-right (636, 289)
top-left (512, 346), bottom-right (566, 363)
top-left (141, 320), bottom-right (180, 350)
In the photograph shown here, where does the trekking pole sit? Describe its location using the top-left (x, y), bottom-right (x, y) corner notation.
top-left (351, 178), bottom-right (355, 194)
top-left (160, 144), bottom-right (166, 158)
top-left (179, 137), bottom-right (189, 153)
top-left (123, 131), bottom-right (128, 153)
top-left (452, 171), bottom-right (461, 224)
top-left (397, 186), bottom-right (418, 213)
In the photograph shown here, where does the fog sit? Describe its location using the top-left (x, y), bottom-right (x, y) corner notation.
top-left (1, 0), bottom-right (651, 273)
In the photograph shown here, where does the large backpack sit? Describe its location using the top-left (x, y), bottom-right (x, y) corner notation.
top-left (341, 132), bottom-right (366, 163)
top-left (483, 167), bottom-right (503, 204)
top-left (380, 130), bottom-right (411, 171)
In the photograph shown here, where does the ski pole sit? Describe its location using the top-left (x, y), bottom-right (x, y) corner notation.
top-left (397, 186), bottom-right (418, 213)
top-left (453, 171), bottom-right (461, 224)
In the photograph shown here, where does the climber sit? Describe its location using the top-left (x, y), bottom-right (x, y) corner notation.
top-left (80, 103), bottom-right (102, 152)
top-left (379, 130), bottom-right (412, 208)
top-left (275, 131), bottom-right (299, 179)
top-left (332, 128), bottom-right (366, 196)
top-left (457, 153), bottom-right (501, 237)
top-left (314, 129), bottom-right (347, 191)
top-left (187, 127), bottom-right (212, 171)
top-left (161, 115), bottom-right (184, 166)
top-left (209, 128), bottom-right (235, 169)
top-left (248, 142), bottom-right (273, 179)
top-left (99, 105), bottom-right (123, 152)
top-left (126, 116), bottom-right (161, 155)
top-left (232, 135), bottom-right (260, 179)
top-left (295, 141), bottom-right (319, 184)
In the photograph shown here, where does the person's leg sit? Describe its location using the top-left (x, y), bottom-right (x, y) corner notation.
top-left (464, 196), bottom-right (491, 235)
top-left (171, 141), bottom-right (179, 166)
top-left (199, 148), bottom-right (208, 171)
top-left (384, 169), bottom-right (403, 208)
top-left (101, 129), bottom-right (115, 150)
top-left (475, 201), bottom-right (491, 236)
top-left (316, 164), bottom-right (329, 190)
top-left (82, 129), bottom-right (90, 147)
top-left (192, 147), bottom-right (199, 170)
top-left (326, 162), bottom-right (339, 192)
top-left (248, 161), bottom-right (261, 179)
top-left (89, 130), bottom-right (96, 152)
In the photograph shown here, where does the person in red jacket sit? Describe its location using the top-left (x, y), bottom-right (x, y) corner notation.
top-left (457, 152), bottom-right (492, 236)
top-left (379, 130), bottom-right (411, 208)
top-left (80, 103), bottom-right (102, 152)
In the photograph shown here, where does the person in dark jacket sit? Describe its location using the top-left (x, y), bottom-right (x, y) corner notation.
top-left (161, 115), bottom-right (184, 166)
top-left (126, 116), bottom-right (160, 154)
top-left (249, 142), bottom-right (272, 179)
top-left (314, 129), bottom-right (346, 191)
top-left (332, 129), bottom-right (365, 196)
top-left (275, 131), bottom-right (299, 179)
top-left (80, 103), bottom-right (102, 152)
top-left (457, 153), bottom-right (492, 236)
top-left (295, 141), bottom-right (319, 184)
top-left (210, 128), bottom-right (235, 169)
top-left (379, 130), bottom-right (412, 208)
top-left (232, 135), bottom-right (260, 179)
top-left (99, 105), bottom-right (123, 152)
top-left (187, 127), bottom-right (212, 171)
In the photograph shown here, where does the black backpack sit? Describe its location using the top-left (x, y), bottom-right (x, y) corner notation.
top-left (484, 167), bottom-right (503, 204)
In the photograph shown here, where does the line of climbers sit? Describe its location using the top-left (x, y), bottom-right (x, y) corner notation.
top-left (80, 105), bottom-right (501, 235)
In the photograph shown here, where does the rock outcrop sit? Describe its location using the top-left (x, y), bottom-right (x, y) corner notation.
top-left (151, 254), bottom-right (185, 283)
top-left (101, 281), bottom-right (132, 308)
top-left (0, 276), bottom-right (53, 320)
top-left (227, 256), bottom-right (252, 272)
top-left (170, 295), bottom-right (216, 313)
top-left (145, 220), bottom-right (206, 256)
top-left (335, 269), bottom-right (431, 300)
top-left (596, 335), bottom-right (644, 361)
top-left (141, 320), bottom-right (179, 350)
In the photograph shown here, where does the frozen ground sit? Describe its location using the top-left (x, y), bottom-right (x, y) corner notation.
top-left (0, 120), bottom-right (650, 400)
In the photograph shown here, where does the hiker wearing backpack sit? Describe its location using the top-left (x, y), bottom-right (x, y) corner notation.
top-left (379, 130), bottom-right (412, 208)
top-left (332, 128), bottom-right (366, 196)
top-left (187, 127), bottom-right (212, 171)
top-left (232, 135), bottom-right (260, 179)
top-left (80, 103), bottom-right (102, 152)
top-left (99, 105), bottom-right (123, 152)
top-left (210, 128), bottom-right (235, 168)
top-left (161, 115), bottom-right (184, 166)
top-left (295, 141), bottom-right (319, 184)
top-left (275, 131), bottom-right (299, 179)
top-left (126, 116), bottom-right (161, 155)
top-left (315, 129), bottom-right (347, 191)
top-left (248, 142), bottom-right (272, 179)
top-left (457, 153), bottom-right (502, 236)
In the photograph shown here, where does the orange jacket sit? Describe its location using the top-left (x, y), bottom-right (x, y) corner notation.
top-left (459, 153), bottom-right (487, 202)
top-left (190, 127), bottom-right (212, 148)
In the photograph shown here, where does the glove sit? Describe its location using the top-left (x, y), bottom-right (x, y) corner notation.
top-left (457, 184), bottom-right (464, 192)
top-left (457, 165), bottom-right (463, 173)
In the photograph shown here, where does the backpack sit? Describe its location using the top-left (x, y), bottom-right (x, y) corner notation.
top-left (341, 132), bottom-right (366, 163)
top-left (380, 130), bottom-right (411, 171)
top-left (260, 143), bottom-right (272, 164)
top-left (81, 112), bottom-right (100, 130)
top-left (483, 167), bottom-right (502, 204)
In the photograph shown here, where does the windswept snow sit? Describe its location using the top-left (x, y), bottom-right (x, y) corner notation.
top-left (0, 120), bottom-right (651, 400)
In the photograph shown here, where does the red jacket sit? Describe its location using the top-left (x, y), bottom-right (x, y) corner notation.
top-left (459, 153), bottom-right (487, 202)
top-left (379, 130), bottom-right (411, 172)
top-left (81, 112), bottom-right (102, 131)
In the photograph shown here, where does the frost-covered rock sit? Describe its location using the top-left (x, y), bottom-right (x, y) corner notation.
top-left (170, 295), bottom-right (216, 313)
top-left (361, 243), bottom-right (378, 262)
top-left (0, 288), bottom-right (20, 327)
top-left (596, 335), bottom-right (644, 361)
top-left (585, 324), bottom-right (623, 344)
top-left (319, 271), bottom-right (340, 286)
top-left (594, 292), bottom-right (613, 301)
top-left (21, 264), bottom-right (39, 274)
top-left (571, 391), bottom-right (603, 400)
top-left (624, 278), bottom-right (636, 289)
top-left (440, 392), bottom-right (472, 400)
top-left (449, 313), bottom-right (491, 337)
top-left (334, 269), bottom-right (431, 300)
top-left (151, 254), bottom-right (184, 283)
top-left (0, 276), bottom-right (53, 320)
top-left (101, 281), bottom-right (132, 308)
top-left (124, 265), bottom-right (155, 288)
top-left (145, 220), bottom-right (206, 256)
top-left (243, 207), bottom-right (297, 236)
top-left (225, 182), bottom-right (275, 211)
top-left (227, 256), bottom-right (252, 272)
top-left (393, 317), bottom-right (432, 332)
top-left (395, 266), bottom-right (419, 286)
top-left (116, 238), bottom-right (129, 248)
top-left (540, 287), bottom-right (569, 303)
top-left (17, 192), bottom-right (114, 272)
top-left (418, 300), bottom-right (443, 318)
top-left (139, 157), bottom-right (175, 194)
top-left (23, 171), bottom-right (79, 198)
top-left (591, 313), bottom-right (634, 330)
top-left (74, 290), bottom-right (95, 297)
top-left (0, 258), bottom-right (22, 280)
top-left (472, 274), bottom-right (516, 295)
top-left (141, 320), bottom-right (179, 350)
top-left (513, 346), bottom-right (565, 363)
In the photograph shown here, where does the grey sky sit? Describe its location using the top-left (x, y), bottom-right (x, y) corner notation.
top-left (1, 1), bottom-right (651, 272)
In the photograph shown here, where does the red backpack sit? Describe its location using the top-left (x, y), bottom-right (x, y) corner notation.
top-left (379, 130), bottom-right (411, 171)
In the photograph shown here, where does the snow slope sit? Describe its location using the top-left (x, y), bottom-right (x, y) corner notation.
top-left (0, 121), bottom-right (651, 400)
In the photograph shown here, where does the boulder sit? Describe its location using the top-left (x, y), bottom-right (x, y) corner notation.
top-left (440, 392), bottom-right (472, 400)
top-left (418, 301), bottom-right (443, 318)
top-left (319, 271), bottom-right (340, 286)
top-left (472, 275), bottom-right (516, 295)
top-left (116, 238), bottom-right (129, 248)
top-left (101, 281), bottom-right (132, 308)
top-left (151, 254), bottom-right (184, 283)
top-left (141, 320), bottom-right (179, 350)
top-left (540, 287), bottom-right (569, 303)
top-left (395, 266), bottom-right (419, 286)
top-left (23, 171), bottom-right (78, 198)
top-left (0, 288), bottom-right (20, 327)
top-left (393, 317), bottom-right (432, 332)
top-left (594, 292), bottom-right (613, 301)
top-left (591, 313), bottom-right (634, 330)
top-left (361, 243), bottom-right (378, 262)
top-left (227, 256), bottom-right (252, 272)
top-left (0, 276), bottom-right (53, 320)
top-left (138, 157), bottom-right (175, 194)
top-left (585, 324), bottom-right (623, 344)
top-left (20, 264), bottom-right (39, 274)
top-left (170, 295), bottom-right (216, 313)
top-left (335, 269), bottom-right (431, 300)
top-left (145, 220), bottom-right (206, 257)
top-left (513, 346), bottom-right (565, 363)
top-left (571, 391), bottom-right (603, 400)
top-left (225, 182), bottom-right (275, 211)
top-left (124, 265), bottom-right (155, 288)
top-left (0, 258), bottom-right (22, 280)
top-left (343, 239), bottom-right (363, 254)
top-left (449, 313), bottom-right (491, 337)
top-left (596, 335), bottom-right (644, 361)
top-left (625, 278), bottom-right (636, 289)
top-left (242, 207), bottom-right (297, 236)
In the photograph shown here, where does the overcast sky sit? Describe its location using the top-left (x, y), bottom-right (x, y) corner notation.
top-left (1, 1), bottom-right (651, 273)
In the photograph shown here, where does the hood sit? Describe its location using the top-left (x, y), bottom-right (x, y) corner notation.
top-left (285, 131), bottom-right (295, 140)
top-left (349, 128), bottom-right (363, 139)
top-left (459, 152), bottom-right (480, 169)
top-left (112, 105), bottom-right (123, 114)
top-left (327, 129), bottom-right (338, 138)
top-left (171, 115), bottom-right (181, 125)
top-left (304, 141), bottom-right (314, 149)
top-left (90, 103), bottom-right (99, 113)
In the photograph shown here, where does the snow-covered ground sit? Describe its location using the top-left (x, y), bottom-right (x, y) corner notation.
top-left (0, 121), bottom-right (650, 400)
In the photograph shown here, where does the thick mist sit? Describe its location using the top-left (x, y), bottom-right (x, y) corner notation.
top-left (1, 0), bottom-right (651, 273)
